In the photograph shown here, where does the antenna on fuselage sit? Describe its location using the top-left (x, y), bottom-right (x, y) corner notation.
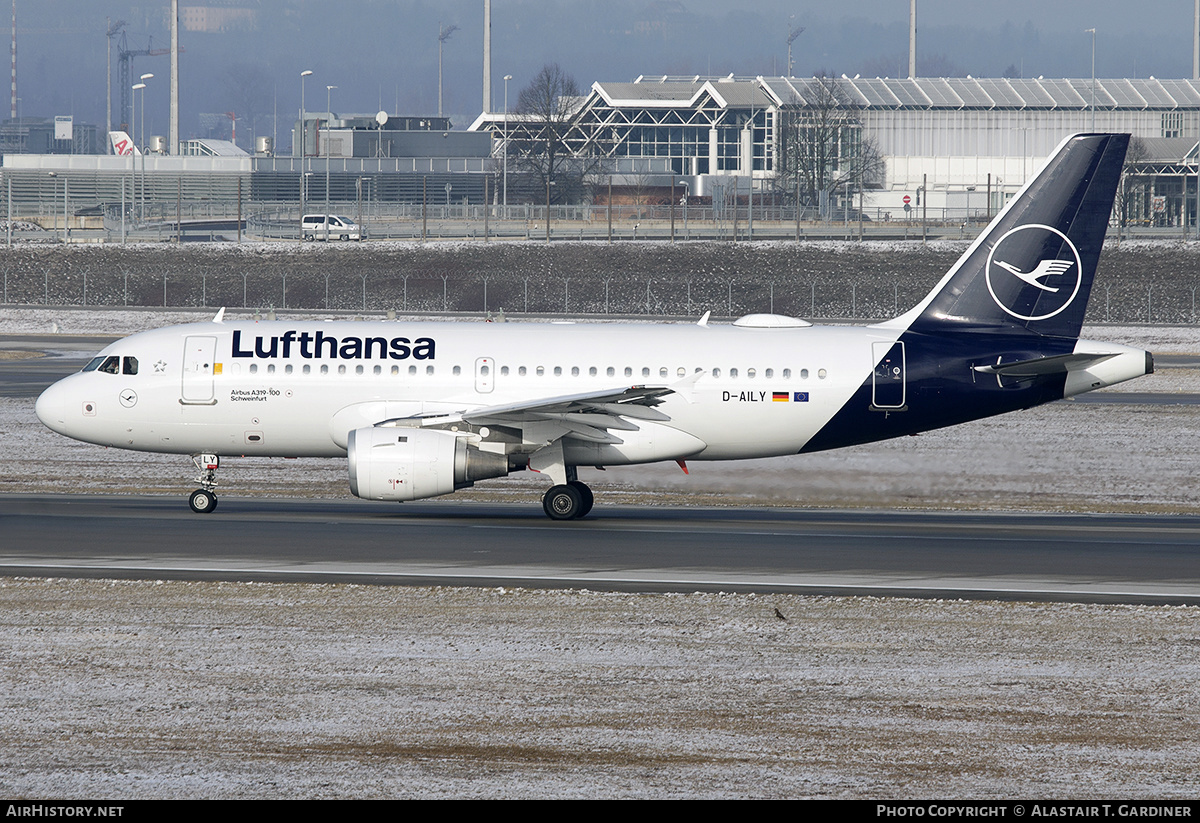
top-left (212, 307), bottom-right (226, 324)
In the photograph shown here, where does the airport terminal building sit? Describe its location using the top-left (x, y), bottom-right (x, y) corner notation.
top-left (472, 75), bottom-right (1200, 227)
top-left (4, 75), bottom-right (1199, 231)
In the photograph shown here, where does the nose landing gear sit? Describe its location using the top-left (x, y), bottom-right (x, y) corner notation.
top-left (189, 453), bottom-right (220, 513)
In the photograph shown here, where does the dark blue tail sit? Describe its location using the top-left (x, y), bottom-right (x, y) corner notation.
top-left (900, 133), bottom-right (1129, 341)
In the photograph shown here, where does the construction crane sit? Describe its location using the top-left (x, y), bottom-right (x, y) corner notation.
top-left (117, 31), bottom-right (172, 133)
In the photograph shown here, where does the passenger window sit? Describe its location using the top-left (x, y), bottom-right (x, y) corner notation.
top-left (338, 365), bottom-right (347, 375)
top-left (818, 369), bottom-right (827, 379)
top-left (606, 367), bottom-right (614, 377)
top-left (676, 367), bottom-right (686, 377)
top-left (536, 366), bottom-right (545, 377)
top-left (782, 368), bottom-right (791, 379)
top-left (408, 365), bottom-right (417, 375)
top-left (98, 356), bottom-right (120, 374)
top-left (641, 367), bottom-right (650, 377)
top-left (453, 366), bottom-right (462, 376)
top-left (250, 364), bottom-right (258, 374)
top-left (765, 368), bottom-right (773, 378)
top-left (571, 366), bottom-right (579, 377)
top-left (712, 368), bottom-right (721, 377)
top-left (747, 368), bottom-right (756, 379)
top-left (122, 356), bottom-right (138, 375)
top-left (303, 364), bottom-right (312, 374)
top-left (373, 365), bottom-right (382, 375)
top-left (285, 364), bottom-right (294, 374)
top-left (589, 367), bottom-right (598, 377)
top-left (267, 364), bottom-right (276, 374)
top-left (554, 367), bottom-right (562, 377)
top-left (481, 365), bottom-right (490, 376)
top-left (730, 368), bottom-right (738, 378)
top-left (321, 365), bottom-right (329, 375)
top-left (659, 367), bottom-right (668, 378)
top-left (500, 366), bottom-right (509, 376)
top-left (624, 367), bottom-right (632, 377)
top-left (426, 365), bottom-right (435, 375)
top-left (800, 368), bottom-right (808, 379)
top-left (519, 366), bottom-right (527, 376)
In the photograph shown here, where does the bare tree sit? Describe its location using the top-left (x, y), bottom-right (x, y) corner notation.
top-left (776, 75), bottom-right (884, 218)
top-left (1115, 136), bottom-right (1150, 233)
top-left (512, 63), bottom-right (589, 204)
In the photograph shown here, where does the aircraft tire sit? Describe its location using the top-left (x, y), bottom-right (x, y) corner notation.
top-left (189, 489), bottom-right (217, 514)
top-left (568, 481), bottom-right (594, 517)
top-left (543, 484), bottom-right (583, 520)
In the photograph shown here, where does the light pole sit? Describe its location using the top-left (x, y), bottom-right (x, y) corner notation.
top-left (325, 84), bottom-right (337, 232)
top-left (48, 172), bottom-right (64, 242)
top-left (299, 69), bottom-right (312, 156)
top-left (503, 74), bottom-right (512, 210)
top-left (678, 179), bottom-right (691, 240)
top-left (299, 69), bottom-right (312, 239)
top-left (138, 73), bottom-right (153, 150)
top-left (133, 79), bottom-right (150, 220)
top-left (1085, 27), bottom-right (1096, 132)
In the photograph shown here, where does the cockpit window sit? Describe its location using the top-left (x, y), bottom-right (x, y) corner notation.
top-left (82, 356), bottom-right (105, 372)
top-left (122, 356), bottom-right (138, 375)
top-left (97, 356), bottom-right (120, 374)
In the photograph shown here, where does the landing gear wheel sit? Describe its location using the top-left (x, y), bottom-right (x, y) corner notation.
top-left (189, 488), bottom-right (217, 513)
top-left (543, 484), bottom-right (583, 520)
top-left (568, 481), bottom-right (594, 517)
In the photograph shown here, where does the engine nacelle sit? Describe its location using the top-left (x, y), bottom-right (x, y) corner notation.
top-left (347, 426), bottom-right (510, 502)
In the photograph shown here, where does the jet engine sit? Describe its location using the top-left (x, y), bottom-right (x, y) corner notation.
top-left (347, 426), bottom-right (510, 502)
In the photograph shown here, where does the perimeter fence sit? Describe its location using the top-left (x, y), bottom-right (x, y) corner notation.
top-left (3, 267), bottom-right (1199, 325)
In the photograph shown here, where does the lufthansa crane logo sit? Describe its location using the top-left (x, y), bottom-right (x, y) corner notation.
top-left (985, 224), bottom-right (1083, 321)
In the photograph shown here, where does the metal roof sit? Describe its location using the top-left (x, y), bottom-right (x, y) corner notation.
top-left (587, 76), bottom-right (1200, 111)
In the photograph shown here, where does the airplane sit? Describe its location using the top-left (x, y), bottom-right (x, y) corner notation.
top-left (36, 133), bottom-right (1152, 520)
top-left (108, 131), bottom-right (141, 157)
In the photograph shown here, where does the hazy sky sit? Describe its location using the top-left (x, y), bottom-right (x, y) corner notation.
top-left (19, 1), bottom-right (1200, 145)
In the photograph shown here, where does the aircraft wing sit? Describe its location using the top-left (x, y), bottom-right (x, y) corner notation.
top-left (378, 385), bottom-right (675, 445)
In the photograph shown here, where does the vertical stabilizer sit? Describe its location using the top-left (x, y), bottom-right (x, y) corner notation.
top-left (895, 133), bottom-right (1129, 340)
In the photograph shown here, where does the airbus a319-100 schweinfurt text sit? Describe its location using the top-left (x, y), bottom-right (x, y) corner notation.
top-left (37, 133), bottom-right (1152, 520)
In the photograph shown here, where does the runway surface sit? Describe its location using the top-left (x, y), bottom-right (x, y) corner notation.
top-left (3, 494), bottom-right (1200, 603)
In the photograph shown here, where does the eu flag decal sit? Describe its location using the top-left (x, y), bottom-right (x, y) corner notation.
top-left (793, 392), bottom-right (809, 402)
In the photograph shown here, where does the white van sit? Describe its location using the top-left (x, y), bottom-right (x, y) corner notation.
top-left (301, 214), bottom-right (364, 241)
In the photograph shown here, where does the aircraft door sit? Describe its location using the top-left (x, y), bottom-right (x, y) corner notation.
top-left (871, 341), bottom-right (906, 409)
top-left (181, 335), bottom-right (218, 404)
top-left (474, 357), bottom-right (494, 393)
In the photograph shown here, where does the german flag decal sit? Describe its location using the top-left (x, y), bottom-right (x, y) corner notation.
top-left (772, 392), bottom-right (789, 402)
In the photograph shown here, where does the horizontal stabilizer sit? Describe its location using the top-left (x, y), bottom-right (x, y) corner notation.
top-left (972, 352), bottom-right (1118, 377)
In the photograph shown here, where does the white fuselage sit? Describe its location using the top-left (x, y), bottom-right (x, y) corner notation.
top-left (36, 318), bottom-right (901, 463)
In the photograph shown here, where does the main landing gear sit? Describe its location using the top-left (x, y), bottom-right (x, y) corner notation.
top-left (189, 453), bottom-right (220, 513)
top-left (542, 479), bottom-right (594, 520)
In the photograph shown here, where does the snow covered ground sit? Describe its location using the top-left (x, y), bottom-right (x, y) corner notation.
top-left (3, 308), bottom-right (1200, 798)
top-left (2, 580), bottom-right (1199, 798)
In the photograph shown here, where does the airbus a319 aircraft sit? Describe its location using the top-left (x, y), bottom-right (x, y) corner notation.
top-left (37, 133), bottom-right (1151, 520)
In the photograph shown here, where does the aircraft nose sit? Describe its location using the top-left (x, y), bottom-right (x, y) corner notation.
top-left (35, 380), bottom-right (69, 434)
